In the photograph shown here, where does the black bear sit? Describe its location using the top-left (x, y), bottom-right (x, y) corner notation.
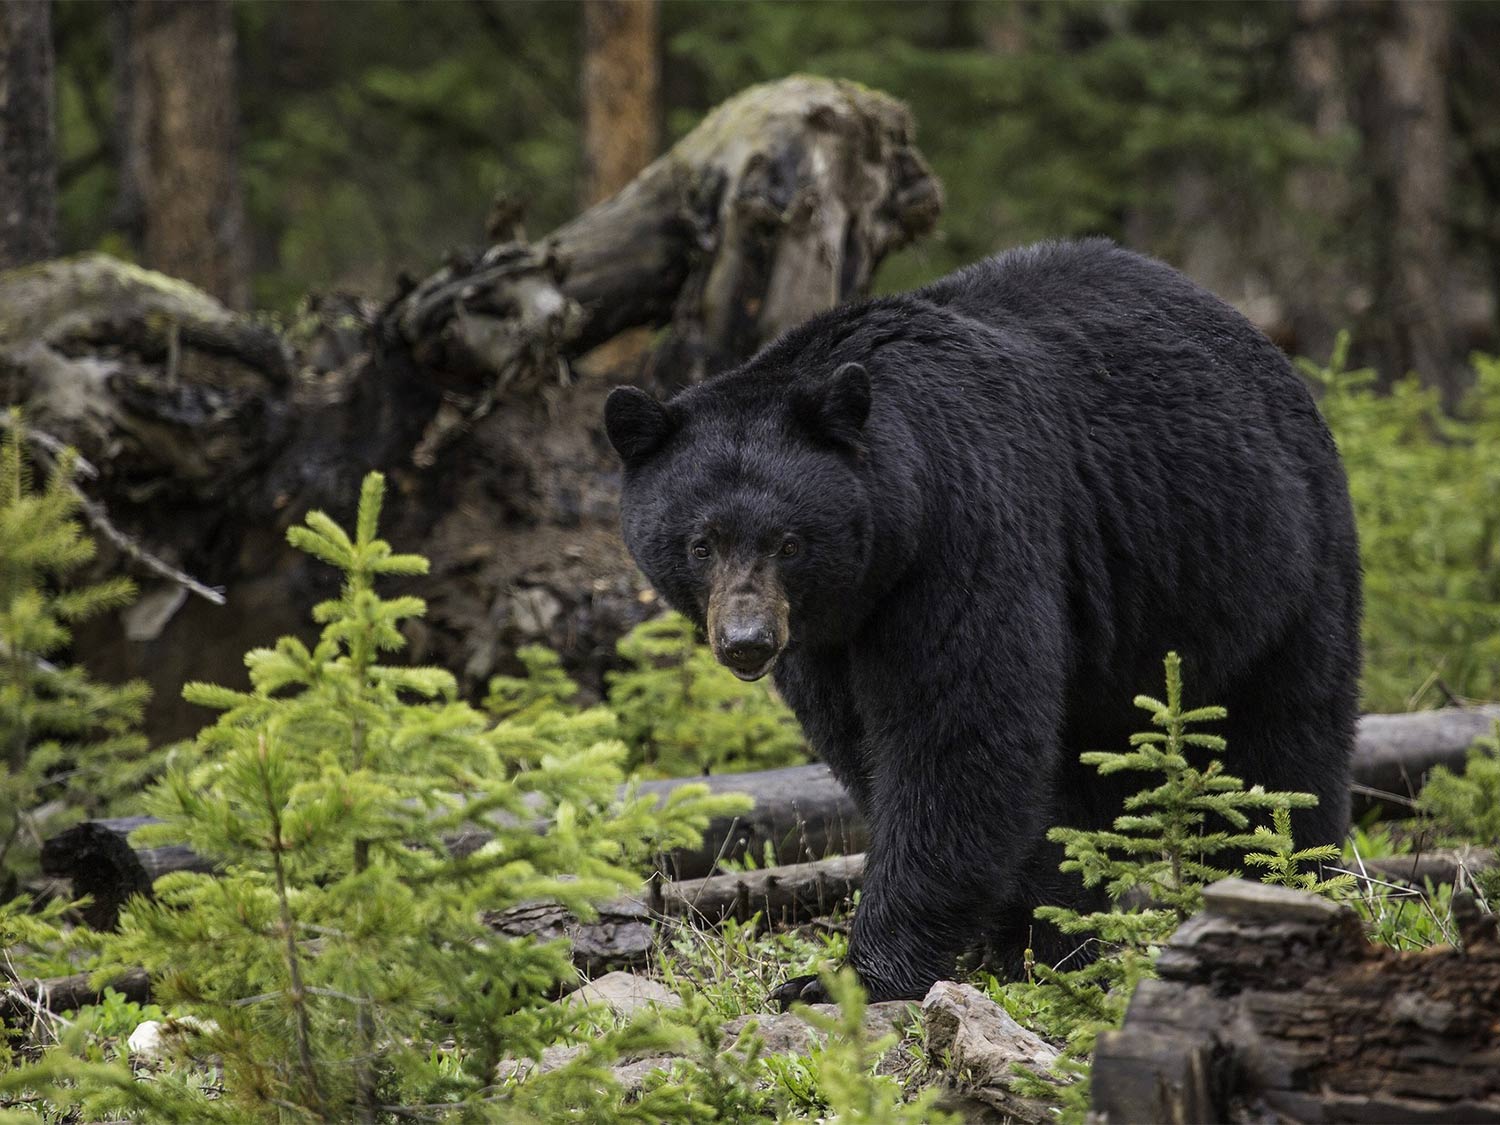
top-left (604, 239), bottom-right (1361, 1005)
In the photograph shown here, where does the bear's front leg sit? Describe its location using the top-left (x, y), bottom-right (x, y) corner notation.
top-left (772, 583), bottom-right (1067, 1008)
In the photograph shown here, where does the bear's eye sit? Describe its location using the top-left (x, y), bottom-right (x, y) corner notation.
top-left (690, 541), bottom-right (711, 560)
top-left (779, 538), bottom-right (800, 558)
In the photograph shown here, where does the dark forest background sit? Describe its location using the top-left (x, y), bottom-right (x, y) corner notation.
top-left (18, 0), bottom-right (1500, 407)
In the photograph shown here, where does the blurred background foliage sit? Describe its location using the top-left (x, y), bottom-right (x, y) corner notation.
top-left (22, 0), bottom-right (1500, 714)
top-left (45, 1), bottom-right (1500, 375)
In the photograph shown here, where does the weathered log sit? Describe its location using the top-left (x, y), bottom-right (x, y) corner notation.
top-left (649, 852), bottom-right (865, 925)
top-left (384, 75), bottom-right (940, 402)
top-left (0, 967), bottom-right (151, 1028)
top-left (1091, 878), bottom-right (1500, 1124)
top-left (42, 763), bottom-right (866, 928)
top-left (1351, 705), bottom-right (1500, 811)
top-left (485, 897), bottom-right (654, 977)
top-left (38, 705), bottom-right (1500, 928)
top-left (1360, 845), bottom-right (1496, 889)
top-left (0, 76), bottom-right (940, 742)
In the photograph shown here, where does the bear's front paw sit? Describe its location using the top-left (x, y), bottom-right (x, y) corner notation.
top-left (769, 974), bottom-right (829, 1011)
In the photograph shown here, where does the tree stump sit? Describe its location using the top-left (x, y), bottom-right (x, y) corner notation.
top-left (1091, 879), bottom-right (1500, 1123)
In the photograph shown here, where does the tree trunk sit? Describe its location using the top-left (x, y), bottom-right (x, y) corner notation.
top-left (0, 0), bottom-right (58, 268)
top-left (121, 0), bottom-right (249, 309)
top-left (1091, 879), bottom-right (1500, 1123)
top-left (1284, 0), bottom-right (1355, 365)
top-left (580, 0), bottom-right (659, 208)
top-left (1363, 0), bottom-right (1457, 403)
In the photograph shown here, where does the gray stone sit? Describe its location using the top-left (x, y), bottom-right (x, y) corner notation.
top-left (922, 981), bottom-right (1063, 1125)
top-left (562, 971), bottom-right (683, 1017)
top-left (722, 999), bottom-right (913, 1056)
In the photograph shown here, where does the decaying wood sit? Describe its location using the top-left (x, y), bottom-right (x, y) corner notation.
top-left (384, 75), bottom-right (940, 407)
top-left (0, 967), bottom-right (151, 1028)
top-left (39, 705), bottom-right (1500, 929)
top-left (649, 853), bottom-right (866, 925)
top-left (40, 814), bottom-right (215, 930)
top-left (42, 761), bottom-right (868, 928)
top-left (1359, 845), bottom-right (1496, 889)
top-left (0, 75), bottom-right (941, 743)
top-left (1091, 878), bottom-right (1500, 1124)
top-left (485, 898), bottom-right (654, 977)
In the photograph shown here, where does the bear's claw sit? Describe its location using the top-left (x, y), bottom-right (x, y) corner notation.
top-left (770, 974), bottom-right (829, 1011)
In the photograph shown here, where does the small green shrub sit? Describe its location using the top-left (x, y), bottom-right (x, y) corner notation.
top-left (776, 969), bottom-right (952, 1125)
top-left (608, 613), bottom-right (806, 777)
top-left (1245, 806), bottom-right (1356, 894)
top-left (484, 644), bottom-right (582, 723)
top-left (0, 414), bottom-right (151, 888)
top-left (1, 473), bottom-right (747, 1122)
top-left (1306, 342), bottom-right (1500, 711)
top-left (1003, 652), bottom-right (1333, 1119)
top-left (1417, 719), bottom-right (1500, 845)
top-left (1415, 719), bottom-right (1500, 903)
top-left (488, 614), bottom-right (807, 779)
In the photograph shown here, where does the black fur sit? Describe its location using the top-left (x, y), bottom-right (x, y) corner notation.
top-left (606, 239), bottom-right (1362, 1002)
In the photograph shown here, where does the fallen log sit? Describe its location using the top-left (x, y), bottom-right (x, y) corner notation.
top-left (1358, 845), bottom-right (1496, 889)
top-left (1353, 705), bottom-right (1500, 811)
top-left (42, 761), bottom-right (866, 928)
top-left (649, 853), bottom-right (866, 925)
top-left (41, 705), bottom-right (1499, 928)
top-left (0, 967), bottom-right (151, 1028)
top-left (1091, 879), bottom-right (1500, 1123)
top-left (485, 898), bottom-right (654, 977)
top-left (385, 74), bottom-right (941, 403)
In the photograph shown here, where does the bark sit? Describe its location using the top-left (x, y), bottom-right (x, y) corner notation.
top-left (486, 898), bottom-right (653, 977)
top-left (0, 0), bottom-right (58, 268)
top-left (1091, 878), bottom-right (1500, 1123)
top-left (0, 967), bottom-right (151, 1028)
top-left (649, 853), bottom-right (865, 925)
top-left (1361, 846), bottom-right (1495, 890)
top-left (121, 0), bottom-right (249, 309)
top-left (0, 76), bottom-right (940, 742)
top-left (1363, 0), bottom-right (1457, 403)
top-left (39, 706), bottom-right (1500, 929)
top-left (1284, 0), bottom-right (1356, 364)
top-left (581, 0), bottom-right (659, 208)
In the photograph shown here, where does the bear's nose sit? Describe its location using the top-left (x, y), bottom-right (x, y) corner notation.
top-left (720, 625), bottom-right (777, 675)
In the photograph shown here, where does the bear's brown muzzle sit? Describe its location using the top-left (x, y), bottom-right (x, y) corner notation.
top-left (706, 557), bottom-right (789, 681)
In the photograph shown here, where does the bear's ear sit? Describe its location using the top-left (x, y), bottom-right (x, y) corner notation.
top-left (605, 386), bottom-right (677, 465)
top-left (797, 362), bottom-right (870, 451)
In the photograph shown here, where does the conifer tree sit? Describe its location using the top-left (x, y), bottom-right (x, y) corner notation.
top-left (1011, 652), bottom-right (1326, 1117)
top-left (1244, 806), bottom-right (1356, 894)
top-left (0, 413), bottom-right (149, 887)
top-left (606, 612), bottom-right (804, 776)
top-left (7, 473), bottom-right (746, 1122)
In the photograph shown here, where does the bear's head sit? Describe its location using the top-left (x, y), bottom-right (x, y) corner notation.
top-left (604, 361), bottom-right (874, 680)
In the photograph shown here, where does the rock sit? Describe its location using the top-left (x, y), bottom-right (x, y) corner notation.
top-left (922, 981), bottom-right (1062, 1125)
top-left (722, 999), bottom-right (912, 1056)
top-left (499, 993), bottom-right (926, 1098)
top-left (562, 971), bottom-right (683, 1017)
top-left (126, 1015), bottom-right (218, 1060)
